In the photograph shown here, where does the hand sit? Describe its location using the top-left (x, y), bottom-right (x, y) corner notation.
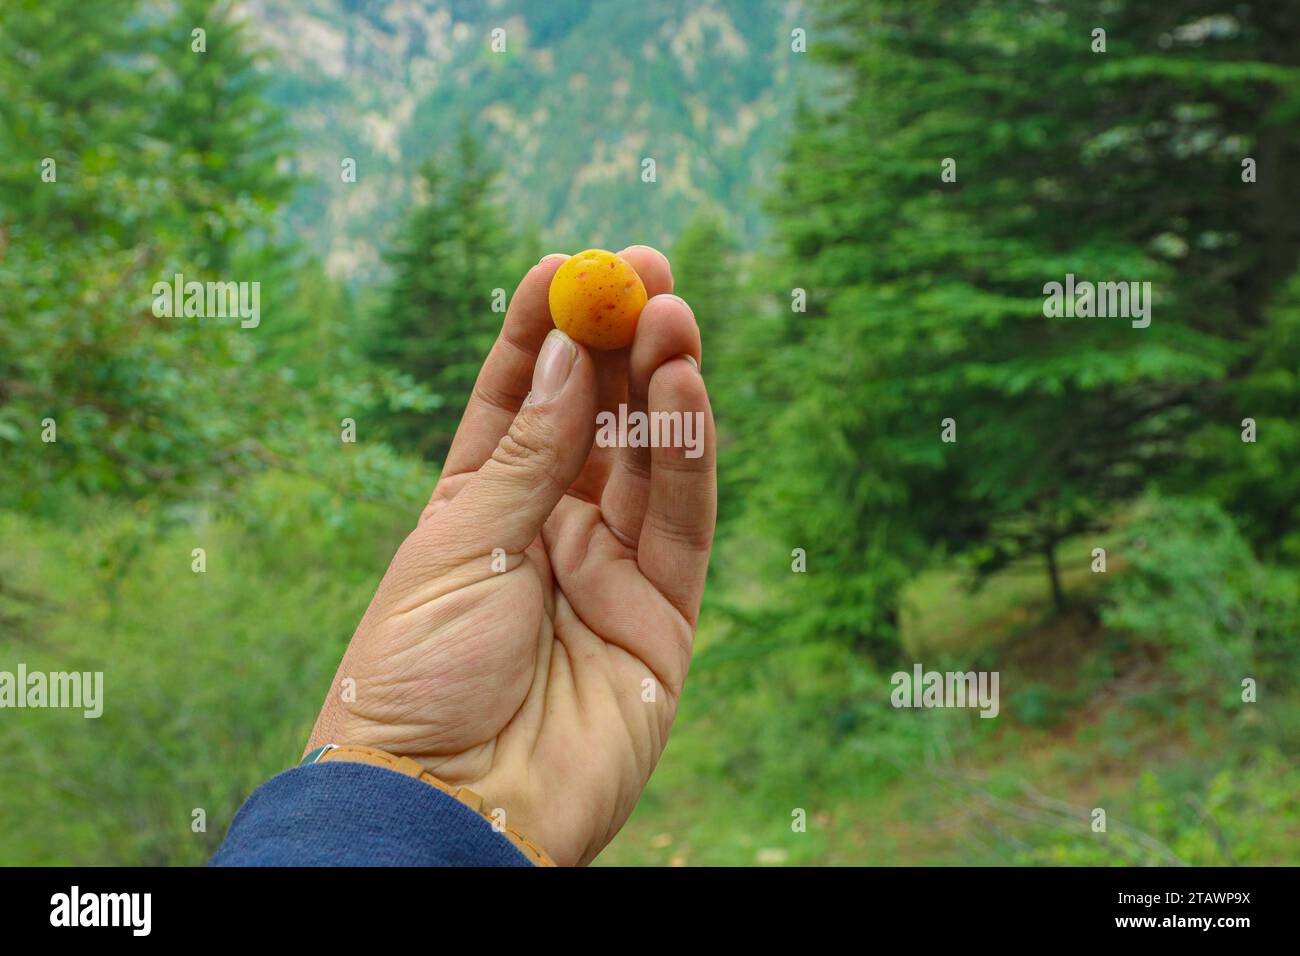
top-left (306, 246), bottom-right (715, 866)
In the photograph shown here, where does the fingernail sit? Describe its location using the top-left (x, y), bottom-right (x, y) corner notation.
top-left (681, 352), bottom-right (700, 372)
top-left (656, 293), bottom-right (695, 320)
top-left (526, 330), bottom-right (576, 406)
top-left (539, 253), bottom-right (567, 264)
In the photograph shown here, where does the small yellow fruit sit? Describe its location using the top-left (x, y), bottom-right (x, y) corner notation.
top-left (547, 249), bottom-right (648, 350)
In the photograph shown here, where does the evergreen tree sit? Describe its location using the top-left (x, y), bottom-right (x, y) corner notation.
top-left (673, 206), bottom-right (747, 532)
top-left (757, 0), bottom-right (1300, 660)
top-left (149, 0), bottom-right (295, 270)
top-left (367, 127), bottom-right (517, 459)
top-left (0, 0), bottom-right (298, 510)
top-left (0, 0), bottom-right (149, 245)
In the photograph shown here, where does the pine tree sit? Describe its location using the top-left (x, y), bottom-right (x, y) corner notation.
top-left (0, 0), bottom-right (148, 245)
top-left (0, 0), bottom-right (299, 510)
top-left (367, 127), bottom-right (517, 460)
top-left (148, 0), bottom-right (295, 270)
top-left (673, 206), bottom-right (748, 532)
top-left (757, 0), bottom-right (1300, 660)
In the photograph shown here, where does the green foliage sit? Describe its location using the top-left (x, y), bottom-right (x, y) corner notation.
top-left (672, 206), bottom-right (756, 533)
top-left (0, 0), bottom-right (420, 518)
top-left (0, 475), bottom-right (414, 864)
top-left (149, 0), bottom-right (296, 270)
top-left (1009, 750), bottom-right (1300, 866)
top-left (1007, 682), bottom-right (1067, 729)
top-left (1102, 497), bottom-right (1300, 694)
top-left (1190, 272), bottom-right (1300, 562)
top-left (747, 0), bottom-right (1300, 663)
top-left (0, 0), bottom-right (296, 509)
top-left (0, 0), bottom-right (148, 246)
top-left (2, 0), bottom-right (1298, 869)
top-left (364, 128), bottom-right (522, 459)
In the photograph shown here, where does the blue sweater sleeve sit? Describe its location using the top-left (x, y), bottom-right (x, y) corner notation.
top-left (210, 762), bottom-right (535, 866)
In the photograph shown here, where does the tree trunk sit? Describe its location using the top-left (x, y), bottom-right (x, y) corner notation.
top-left (1044, 538), bottom-right (1067, 614)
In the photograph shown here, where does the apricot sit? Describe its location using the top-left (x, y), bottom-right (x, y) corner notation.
top-left (547, 249), bottom-right (648, 350)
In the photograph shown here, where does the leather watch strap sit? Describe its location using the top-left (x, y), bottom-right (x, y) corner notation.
top-left (312, 744), bottom-right (556, 867)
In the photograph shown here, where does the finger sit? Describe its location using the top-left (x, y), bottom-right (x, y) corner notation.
top-left (599, 295), bottom-right (702, 546)
top-left (637, 357), bottom-right (716, 624)
top-left (435, 329), bottom-right (598, 560)
top-left (442, 254), bottom-right (570, 478)
top-left (566, 345), bottom-right (629, 502)
top-left (566, 245), bottom-right (674, 501)
top-left (616, 244), bottom-right (673, 298)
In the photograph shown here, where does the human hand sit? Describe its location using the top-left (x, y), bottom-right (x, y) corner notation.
top-left (306, 246), bottom-right (715, 866)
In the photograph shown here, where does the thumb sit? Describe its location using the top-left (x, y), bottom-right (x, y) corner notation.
top-left (445, 329), bottom-right (597, 554)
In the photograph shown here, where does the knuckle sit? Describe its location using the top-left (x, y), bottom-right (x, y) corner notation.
top-left (494, 421), bottom-right (548, 470)
top-left (472, 379), bottom-right (521, 418)
top-left (646, 505), bottom-right (713, 551)
top-left (491, 416), bottom-right (565, 493)
top-left (618, 446), bottom-right (653, 482)
top-left (652, 446), bottom-right (703, 474)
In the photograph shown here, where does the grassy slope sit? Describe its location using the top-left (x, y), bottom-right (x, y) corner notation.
top-left (600, 525), bottom-right (1300, 866)
top-left (2, 492), bottom-right (1296, 865)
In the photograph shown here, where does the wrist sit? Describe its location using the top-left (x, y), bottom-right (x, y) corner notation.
top-left (302, 743), bottom-right (556, 866)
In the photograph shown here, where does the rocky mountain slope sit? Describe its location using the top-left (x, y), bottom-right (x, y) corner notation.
top-left (240, 0), bottom-right (806, 280)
